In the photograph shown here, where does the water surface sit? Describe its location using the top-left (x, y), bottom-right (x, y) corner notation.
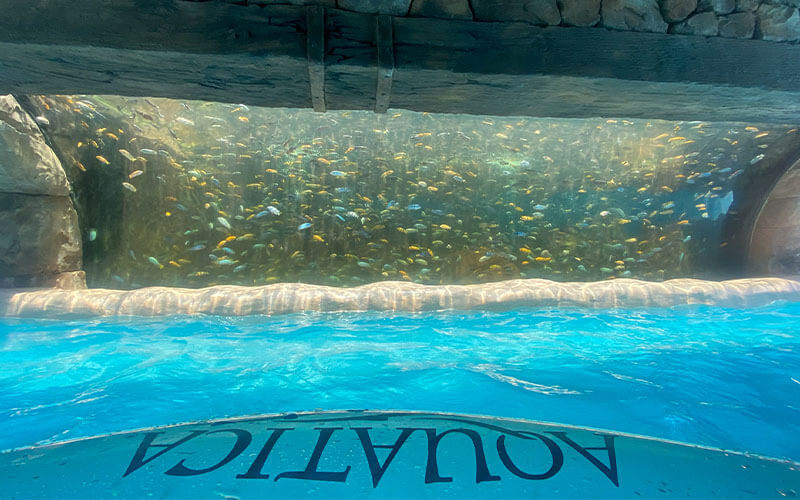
top-left (1, 303), bottom-right (798, 460)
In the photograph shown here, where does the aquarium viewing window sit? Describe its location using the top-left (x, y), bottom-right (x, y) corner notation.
top-left (1, 0), bottom-right (800, 498)
top-left (18, 95), bottom-right (800, 289)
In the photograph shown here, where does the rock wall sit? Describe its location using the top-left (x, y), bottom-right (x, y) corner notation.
top-left (749, 157), bottom-right (800, 275)
top-left (237, 0), bottom-right (800, 41)
top-left (0, 95), bottom-right (85, 288)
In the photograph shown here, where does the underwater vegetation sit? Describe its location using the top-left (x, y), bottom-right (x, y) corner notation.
top-left (27, 95), bottom-right (799, 289)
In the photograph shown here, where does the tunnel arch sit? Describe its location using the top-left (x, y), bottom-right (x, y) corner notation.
top-left (747, 153), bottom-right (800, 276)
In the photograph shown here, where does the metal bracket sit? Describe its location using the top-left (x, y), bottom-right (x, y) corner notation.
top-left (375, 15), bottom-right (394, 114)
top-left (306, 5), bottom-right (326, 112)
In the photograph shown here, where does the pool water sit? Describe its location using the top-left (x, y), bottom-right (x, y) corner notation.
top-left (1, 303), bottom-right (798, 461)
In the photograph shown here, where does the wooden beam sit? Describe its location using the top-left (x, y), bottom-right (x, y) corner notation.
top-left (306, 5), bottom-right (326, 112)
top-left (374, 15), bottom-right (394, 113)
top-left (1, 1), bottom-right (799, 122)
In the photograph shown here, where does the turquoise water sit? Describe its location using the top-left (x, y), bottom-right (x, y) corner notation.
top-left (1, 304), bottom-right (799, 461)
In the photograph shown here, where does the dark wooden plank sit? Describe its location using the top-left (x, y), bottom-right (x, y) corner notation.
top-left (306, 5), bottom-right (326, 112)
top-left (0, 1), bottom-right (306, 56)
top-left (374, 15), bottom-right (394, 113)
top-left (0, 1), bottom-right (799, 122)
top-left (391, 16), bottom-right (800, 92)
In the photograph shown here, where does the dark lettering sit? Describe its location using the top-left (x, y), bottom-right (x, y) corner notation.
top-left (165, 429), bottom-right (252, 476)
top-left (274, 427), bottom-right (351, 482)
top-left (496, 431), bottom-right (563, 480)
top-left (236, 428), bottom-right (291, 479)
top-left (422, 428), bottom-right (501, 484)
top-left (548, 431), bottom-right (619, 487)
top-left (353, 427), bottom-right (416, 487)
top-left (124, 430), bottom-right (206, 477)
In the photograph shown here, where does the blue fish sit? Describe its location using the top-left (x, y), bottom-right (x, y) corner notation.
top-left (222, 247), bottom-right (235, 255)
top-left (407, 204), bottom-right (422, 211)
top-left (255, 210), bottom-right (270, 218)
top-left (330, 170), bottom-right (345, 177)
top-left (188, 244), bottom-right (206, 251)
top-left (335, 187), bottom-right (352, 194)
top-left (298, 222), bottom-right (312, 231)
top-left (216, 259), bottom-right (235, 265)
top-left (267, 205), bottom-right (281, 215)
top-left (175, 203), bottom-right (188, 211)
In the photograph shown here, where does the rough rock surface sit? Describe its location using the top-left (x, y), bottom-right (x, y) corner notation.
top-left (337, 0), bottom-right (410, 15)
top-left (697, 0), bottom-right (736, 13)
top-left (661, 0), bottom-right (699, 21)
top-left (472, 0), bottom-right (562, 24)
top-left (767, 0), bottom-right (800, 8)
top-left (718, 11), bottom-right (756, 35)
top-left (0, 194), bottom-right (82, 278)
top-left (734, 0), bottom-right (759, 11)
top-left (0, 271), bottom-right (87, 289)
top-left (0, 95), bottom-right (69, 196)
top-left (248, 0), bottom-right (335, 5)
top-left (673, 11), bottom-right (720, 33)
top-left (409, 0), bottom-right (472, 19)
top-left (756, 3), bottom-right (800, 40)
top-left (601, 0), bottom-right (668, 31)
top-left (558, 0), bottom-right (602, 25)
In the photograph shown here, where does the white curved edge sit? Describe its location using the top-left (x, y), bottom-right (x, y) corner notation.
top-left (1, 277), bottom-right (800, 317)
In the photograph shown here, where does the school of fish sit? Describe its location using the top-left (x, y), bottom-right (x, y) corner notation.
top-left (27, 95), bottom-right (798, 289)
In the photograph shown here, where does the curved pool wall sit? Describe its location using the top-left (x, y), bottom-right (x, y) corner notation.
top-left (2, 411), bottom-right (798, 499)
top-left (1, 277), bottom-right (799, 317)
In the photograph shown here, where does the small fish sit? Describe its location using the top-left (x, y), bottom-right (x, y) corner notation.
top-left (188, 244), bottom-right (206, 251)
top-left (121, 182), bottom-right (137, 192)
top-left (147, 256), bottom-right (164, 269)
top-left (750, 154), bottom-right (765, 165)
top-left (128, 170), bottom-right (143, 179)
top-left (217, 217), bottom-right (232, 230)
top-left (96, 155), bottom-right (110, 165)
top-left (298, 222), bottom-right (312, 231)
top-left (88, 229), bottom-right (97, 242)
top-left (118, 149), bottom-right (136, 162)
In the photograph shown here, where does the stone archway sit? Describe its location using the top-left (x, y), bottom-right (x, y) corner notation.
top-left (748, 156), bottom-right (800, 276)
